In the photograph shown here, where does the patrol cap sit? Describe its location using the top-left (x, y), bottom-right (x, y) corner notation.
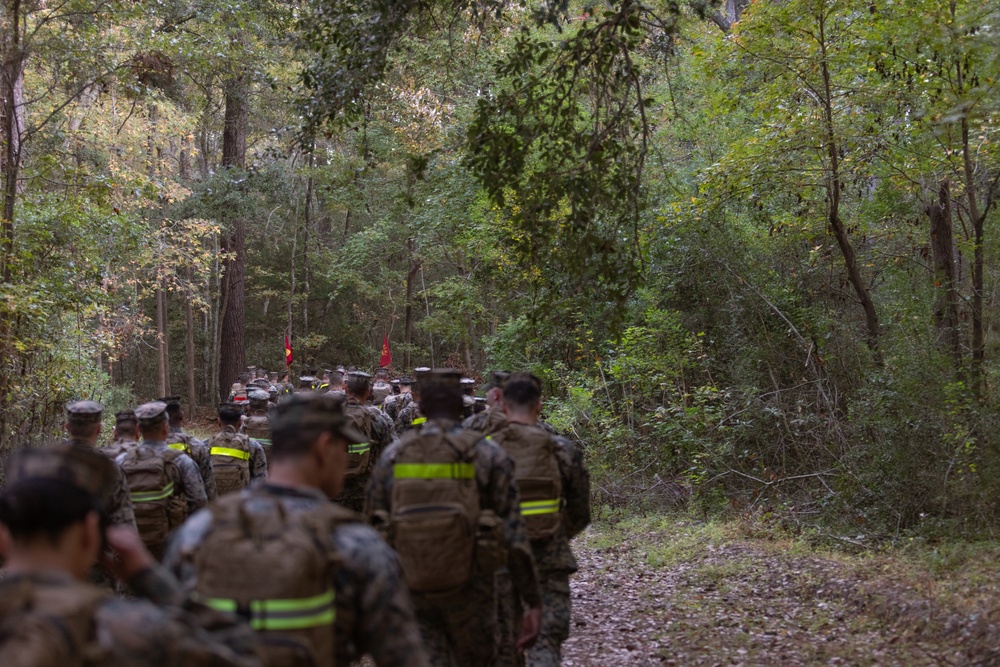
top-left (270, 393), bottom-right (367, 445)
top-left (66, 400), bottom-right (103, 426)
top-left (460, 378), bottom-right (475, 386)
top-left (157, 395), bottom-right (183, 414)
top-left (4, 444), bottom-right (117, 501)
top-left (218, 402), bottom-right (244, 420)
top-left (134, 401), bottom-right (168, 427)
top-left (254, 379), bottom-right (270, 389)
top-left (348, 371), bottom-right (372, 380)
top-left (488, 370), bottom-right (511, 389)
top-left (115, 410), bottom-right (138, 427)
top-left (376, 367), bottom-right (389, 376)
top-left (299, 375), bottom-right (316, 385)
top-left (398, 376), bottom-right (414, 386)
top-left (391, 379), bottom-right (400, 386)
top-left (329, 369), bottom-right (344, 381)
top-left (269, 372), bottom-right (279, 380)
top-left (416, 368), bottom-right (462, 389)
top-left (248, 389), bottom-right (270, 403)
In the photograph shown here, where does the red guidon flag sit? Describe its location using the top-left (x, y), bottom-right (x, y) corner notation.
top-left (380, 335), bottom-right (392, 367)
top-left (285, 335), bottom-right (293, 367)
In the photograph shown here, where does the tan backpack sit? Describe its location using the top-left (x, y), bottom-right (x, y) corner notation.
top-left (118, 445), bottom-right (186, 559)
top-left (0, 576), bottom-right (109, 667)
top-left (490, 423), bottom-right (564, 541)
top-left (206, 429), bottom-right (253, 496)
top-left (342, 401), bottom-right (376, 478)
top-left (388, 428), bottom-right (504, 596)
top-left (192, 493), bottom-right (356, 667)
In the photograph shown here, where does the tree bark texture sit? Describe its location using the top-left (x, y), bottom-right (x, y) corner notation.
top-left (927, 181), bottom-right (961, 370)
top-left (1, 0), bottom-right (24, 283)
top-left (218, 75), bottom-right (248, 399)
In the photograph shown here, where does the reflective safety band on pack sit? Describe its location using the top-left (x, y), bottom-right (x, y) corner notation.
top-left (412, 417), bottom-right (427, 425)
top-left (520, 499), bottom-right (561, 516)
top-left (131, 482), bottom-right (174, 503)
top-left (199, 589), bottom-right (336, 631)
top-left (348, 443), bottom-right (370, 455)
top-left (210, 447), bottom-right (251, 460)
top-left (167, 443), bottom-right (190, 453)
top-left (393, 463), bottom-right (475, 480)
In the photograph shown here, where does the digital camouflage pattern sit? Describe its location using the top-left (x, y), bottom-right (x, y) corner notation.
top-left (165, 484), bottom-right (430, 667)
top-left (382, 391), bottom-right (412, 423)
top-left (63, 439), bottom-right (137, 529)
top-left (393, 400), bottom-right (424, 434)
top-left (0, 568), bottom-right (261, 667)
top-left (168, 430), bottom-right (219, 501)
top-left (366, 418), bottom-right (542, 667)
top-left (526, 574), bottom-right (572, 667)
top-left (116, 440), bottom-right (208, 516)
top-left (336, 397), bottom-right (393, 512)
top-left (206, 426), bottom-right (268, 485)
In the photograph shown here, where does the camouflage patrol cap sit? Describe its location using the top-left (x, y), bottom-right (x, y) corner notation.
top-left (157, 395), bottom-right (183, 413)
top-left (269, 371), bottom-right (279, 380)
top-left (460, 378), bottom-right (475, 386)
top-left (248, 389), bottom-right (270, 403)
top-left (416, 368), bottom-right (462, 389)
top-left (66, 400), bottom-right (103, 426)
top-left (134, 401), bottom-right (168, 426)
top-left (4, 444), bottom-right (117, 501)
top-left (270, 393), bottom-right (367, 445)
top-left (218, 402), bottom-right (244, 420)
top-left (488, 370), bottom-right (512, 389)
top-left (347, 370), bottom-right (372, 380)
top-left (115, 410), bottom-right (138, 427)
top-left (391, 379), bottom-right (400, 386)
top-left (299, 376), bottom-right (316, 386)
top-left (398, 376), bottom-right (414, 386)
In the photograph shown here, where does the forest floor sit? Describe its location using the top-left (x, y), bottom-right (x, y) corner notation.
top-left (561, 515), bottom-right (1000, 666)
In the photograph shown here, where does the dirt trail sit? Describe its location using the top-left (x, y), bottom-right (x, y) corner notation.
top-left (561, 521), bottom-right (994, 666)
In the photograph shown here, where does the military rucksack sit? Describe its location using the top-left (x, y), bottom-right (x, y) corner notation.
top-left (118, 445), bottom-right (187, 560)
top-left (192, 492), bottom-right (357, 667)
top-left (490, 423), bottom-right (563, 541)
top-left (371, 381), bottom-right (391, 405)
top-left (386, 427), bottom-right (504, 596)
top-left (0, 575), bottom-right (110, 667)
top-left (206, 429), bottom-right (253, 496)
top-left (342, 401), bottom-right (376, 478)
top-left (244, 413), bottom-right (272, 463)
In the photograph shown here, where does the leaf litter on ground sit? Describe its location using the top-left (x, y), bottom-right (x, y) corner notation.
top-left (562, 517), bottom-right (1000, 666)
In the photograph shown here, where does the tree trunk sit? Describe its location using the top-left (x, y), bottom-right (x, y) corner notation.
top-left (0, 0), bottom-right (24, 283)
top-left (928, 181), bottom-right (961, 371)
top-left (404, 237), bottom-right (416, 368)
top-left (156, 277), bottom-right (170, 396)
top-left (147, 103), bottom-right (159, 179)
top-left (819, 12), bottom-right (880, 360)
top-left (186, 265), bottom-right (197, 414)
top-left (217, 75), bottom-right (248, 399)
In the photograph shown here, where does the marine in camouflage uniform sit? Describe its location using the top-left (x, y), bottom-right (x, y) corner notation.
top-left (366, 369), bottom-right (543, 667)
top-left (63, 400), bottom-right (137, 530)
top-left (244, 389), bottom-right (274, 463)
top-left (335, 371), bottom-right (394, 512)
top-left (382, 377), bottom-right (414, 422)
top-left (109, 409), bottom-right (140, 454)
top-left (394, 398), bottom-right (425, 434)
top-left (212, 402), bottom-right (269, 485)
top-left (165, 393), bottom-right (429, 667)
top-left (161, 395), bottom-right (219, 501)
top-left (494, 373), bottom-right (591, 667)
top-left (116, 402), bottom-right (208, 518)
top-left (462, 370), bottom-right (511, 435)
top-left (0, 446), bottom-right (260, 667)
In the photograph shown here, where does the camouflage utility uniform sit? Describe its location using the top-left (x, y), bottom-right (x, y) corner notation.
top-left (366, 418), bottom-right (543, 667)
top-left (116, 439), bottom-right (208, 516)
top-left (336, 396), bottom-right (393, 512)
top-left (64, 439), bottom-right (137, 529)
top-left (0, 564), bottom-right (260, 665)
top-left (166, 483), bottom-right (429, 667)
top-left (394, 400), bottom-right (424, 435)
top-left (167, 429), bottom-right (219, 501)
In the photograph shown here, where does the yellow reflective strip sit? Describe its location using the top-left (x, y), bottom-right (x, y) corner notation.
top-left (210, 446), bottom-right (251, 460)
top-left (520, 499), bottom-right (561, 516)
top-left (252, 608), bottom-right (335, 631)
top-left (348, 443), bottom-right (370, 454)
top-left (393, 463), bottom-right (475, 480)
top-left (250, 589), bottom-right (334, 613)
top-left (201, 597), bottom-right (237, 613)
top-left (131, 482), bottom-right (175, 502)
top-left (167, 443), bottom-right (189, 453)
top-left (412, 417), bottom-right (427, 425)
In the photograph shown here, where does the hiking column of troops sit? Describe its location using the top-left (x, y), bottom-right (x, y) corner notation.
top-left (0, 363), bottom-right (591, 667)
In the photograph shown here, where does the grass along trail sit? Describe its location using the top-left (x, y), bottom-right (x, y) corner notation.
top-left (561, 517), bottom-right (1000, 666)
